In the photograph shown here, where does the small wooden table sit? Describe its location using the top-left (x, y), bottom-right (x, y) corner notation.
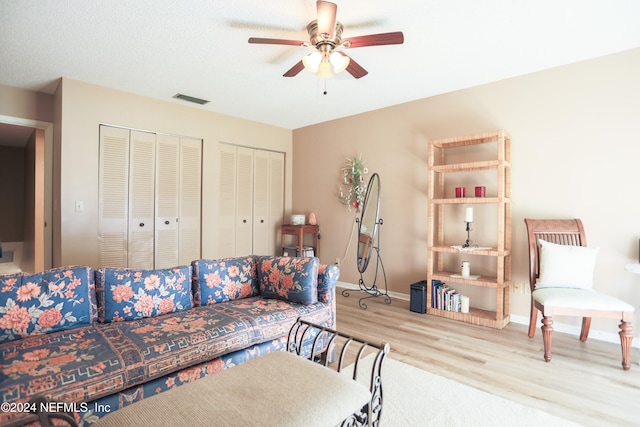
top-left (281, 224), bottom-right (319, 258)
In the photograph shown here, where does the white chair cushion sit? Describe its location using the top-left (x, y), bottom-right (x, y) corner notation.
top-left (536, 239), bottom-right (599, 289)
top-left (533, 287), bottom-right (634, 312)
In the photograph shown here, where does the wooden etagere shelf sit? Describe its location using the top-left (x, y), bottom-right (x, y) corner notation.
top-left (427, 130), bottom-right (511, 329)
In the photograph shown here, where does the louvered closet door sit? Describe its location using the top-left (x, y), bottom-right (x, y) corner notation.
top-left (178, 137), bottom-right (202, 265)
top-left (99, 126), bottom-right (130, 267)
top-left (236, 147), bottom-right (254, 256)
top-left (155, 134), bottom-right (180, 268)
top-left (268, 151), bottom-right (285, 255)
top-left (128, 130), bottom-right (156, 269)
top-left (218, 143), bottom-right (237, 258)
top-left (252, 149), bottom-right (270, 255)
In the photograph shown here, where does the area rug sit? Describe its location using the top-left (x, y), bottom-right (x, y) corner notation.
top-left (346, 355), bottom-right (584, 427)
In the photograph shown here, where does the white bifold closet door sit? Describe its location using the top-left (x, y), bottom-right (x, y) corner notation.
top-left (253, 149), bottom-right (285, 255)
top-left (217, 143), bottom-right (284, 258)
top-left (99, 125), bottom-right (201, 269)
top-left (178, 137), bottom-right (203, 265)
top-left (128, 130), bottom-right (156, 269)
top-left (235, 146), bottom-right (254, 256)
top-left (98, 126), bottom-right (130, 268)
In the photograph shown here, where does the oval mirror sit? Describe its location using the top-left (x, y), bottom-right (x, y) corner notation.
top-left (357, 173), bottom-right (381, 273)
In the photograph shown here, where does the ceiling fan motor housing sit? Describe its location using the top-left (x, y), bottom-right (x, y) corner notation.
top-left (307, 20), bottom-right (344, 50)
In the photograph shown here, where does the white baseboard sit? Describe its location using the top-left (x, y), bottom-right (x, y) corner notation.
top-left (337, 282), bottom-right (640, 350)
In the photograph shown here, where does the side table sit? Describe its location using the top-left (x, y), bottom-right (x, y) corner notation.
top-left (281, 224), bottom-right (319, 258)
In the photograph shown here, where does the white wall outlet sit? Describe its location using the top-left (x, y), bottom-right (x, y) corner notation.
top-left (335, 257), bottom-right (340, 265)
top-left (513, 282), bottom-right (529, 294)
top-left (513, 282), bottom-right (522, 294)
top-left (75, 200), bottom-right (84, 212)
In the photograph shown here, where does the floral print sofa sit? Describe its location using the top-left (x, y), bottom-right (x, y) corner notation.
top-left (0, 256), bottom-right (339, 426)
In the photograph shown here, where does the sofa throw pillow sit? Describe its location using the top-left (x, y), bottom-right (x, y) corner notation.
top-left (536, 239), bottom-right (599, 290)
top-left (95, 265), bottom-right (192, 323)
top-left (258, 256), bottom-right (319, 305)
top-left (0, 266), bottom-right (96, 343)
top-left (317, 263), bottom-right (340, 303)
top-left (191, 256), bottom-right (259, 306)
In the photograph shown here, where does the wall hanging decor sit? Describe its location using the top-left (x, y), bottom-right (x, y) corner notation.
top-left (338, 153), bottom-right (368, 211)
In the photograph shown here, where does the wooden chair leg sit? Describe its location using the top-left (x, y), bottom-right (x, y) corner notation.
top-left (579, 317), bottom-right (591, 342)
top-left (619, 321), bottom-right (633, 371)
top-left (541, 316), bottom-right (553, 362)
top-left (528, 303), bottom-right (538, 337)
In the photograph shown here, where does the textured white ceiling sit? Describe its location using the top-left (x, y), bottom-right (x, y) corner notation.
top-left (1, 0), bottom-right (639, 132)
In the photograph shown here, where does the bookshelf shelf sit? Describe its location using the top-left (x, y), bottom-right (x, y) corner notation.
top-left (431, 271), bottom-right (509, 289)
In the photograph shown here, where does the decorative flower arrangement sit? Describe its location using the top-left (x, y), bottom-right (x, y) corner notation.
top-left (338, 154), bottom-right (368, 211)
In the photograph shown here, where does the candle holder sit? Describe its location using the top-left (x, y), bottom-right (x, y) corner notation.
top-left (462, 221), bottom-right (472, 248)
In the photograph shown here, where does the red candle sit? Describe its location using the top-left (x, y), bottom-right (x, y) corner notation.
top-left (455, 187), bottom-right (465, 198)
top-left (475, 186), bottom-right (486, 197)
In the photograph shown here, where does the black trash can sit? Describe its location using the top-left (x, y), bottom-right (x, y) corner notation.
top-left (410, 280), bottom-right (427, 313)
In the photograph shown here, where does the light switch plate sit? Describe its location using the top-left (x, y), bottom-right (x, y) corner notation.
top-left (75, 200), bottom-right (84, 212)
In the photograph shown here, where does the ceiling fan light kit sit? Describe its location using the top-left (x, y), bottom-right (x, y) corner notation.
top-left (248, 1), bottom-right (404, 80)
top-left (329, 51), bottom-right (349, 73)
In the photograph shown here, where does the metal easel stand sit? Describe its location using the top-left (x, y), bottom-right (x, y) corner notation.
top-left (342, 218), bottom-right (391, 310)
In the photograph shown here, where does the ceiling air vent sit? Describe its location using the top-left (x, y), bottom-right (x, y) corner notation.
top-left (172, 93), bottom-right (210, 105)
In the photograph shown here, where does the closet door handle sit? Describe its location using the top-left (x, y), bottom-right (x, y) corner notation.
top-left (260, 219), bottom-right (264, 223)
top-left (139, 223), bottom-right (145, 227)
top-left (164, 220), bottom-right (170, 225)
top-left (243, 219), bottom-right (247, 223)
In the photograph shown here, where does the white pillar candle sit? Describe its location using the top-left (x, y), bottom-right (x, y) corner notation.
top-left (465, 207), bottom-right (474, 223)
top-left (461, 261), bottom-right (470, 278)
top-left (461, 295), bottom-right (470, 313)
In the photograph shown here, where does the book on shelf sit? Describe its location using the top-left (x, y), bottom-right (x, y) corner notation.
top-left (431, 279), bottom-right (463, 312)
top-left (431, 280), bottom-right (441, 308)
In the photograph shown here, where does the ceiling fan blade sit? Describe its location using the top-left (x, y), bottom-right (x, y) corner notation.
top-left (343, 55), bottom-right (368, 79)
top-left (248, 37), bottom-right (307, 47)
top-left (316, 1), bottom-right (338, 39)
top-left (343, 31), bottom-right (404, 48)
top-left (283, 60), bottom-right (305, 77)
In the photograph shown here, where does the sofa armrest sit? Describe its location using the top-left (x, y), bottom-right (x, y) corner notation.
top-left (317, 264), bottom-right (339, 303)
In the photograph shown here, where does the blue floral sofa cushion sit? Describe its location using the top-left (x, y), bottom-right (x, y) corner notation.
top-left (0, 266), bottom-right (96, 343)
top-left (258, 257), bottom-right (319, 304)
top-left (95, 265), bottom-right (192, 323)
top-left (191, 256), bottom-right (259, 306)
top-left (317, 263), bottom-right (340, 303)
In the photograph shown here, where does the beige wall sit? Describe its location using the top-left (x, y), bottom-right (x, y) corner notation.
top-left (57, 78), bottom-right (293, 267)
top-left (0, 84), bottom-right (54, 123)
top-left (293, 48), bottom-right (640, 334)
top-left (0, 84), bottom-right (54, 270)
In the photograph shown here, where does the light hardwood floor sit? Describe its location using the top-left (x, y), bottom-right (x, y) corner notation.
top-left (335, 292), bottom-right (640, 427)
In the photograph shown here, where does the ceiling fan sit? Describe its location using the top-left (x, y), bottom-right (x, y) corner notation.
top-left (248, 1), bottom-right (404, 79)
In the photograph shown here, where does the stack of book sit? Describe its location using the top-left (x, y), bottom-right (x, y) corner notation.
top-left (431, 279), bottom-right (464, 312)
